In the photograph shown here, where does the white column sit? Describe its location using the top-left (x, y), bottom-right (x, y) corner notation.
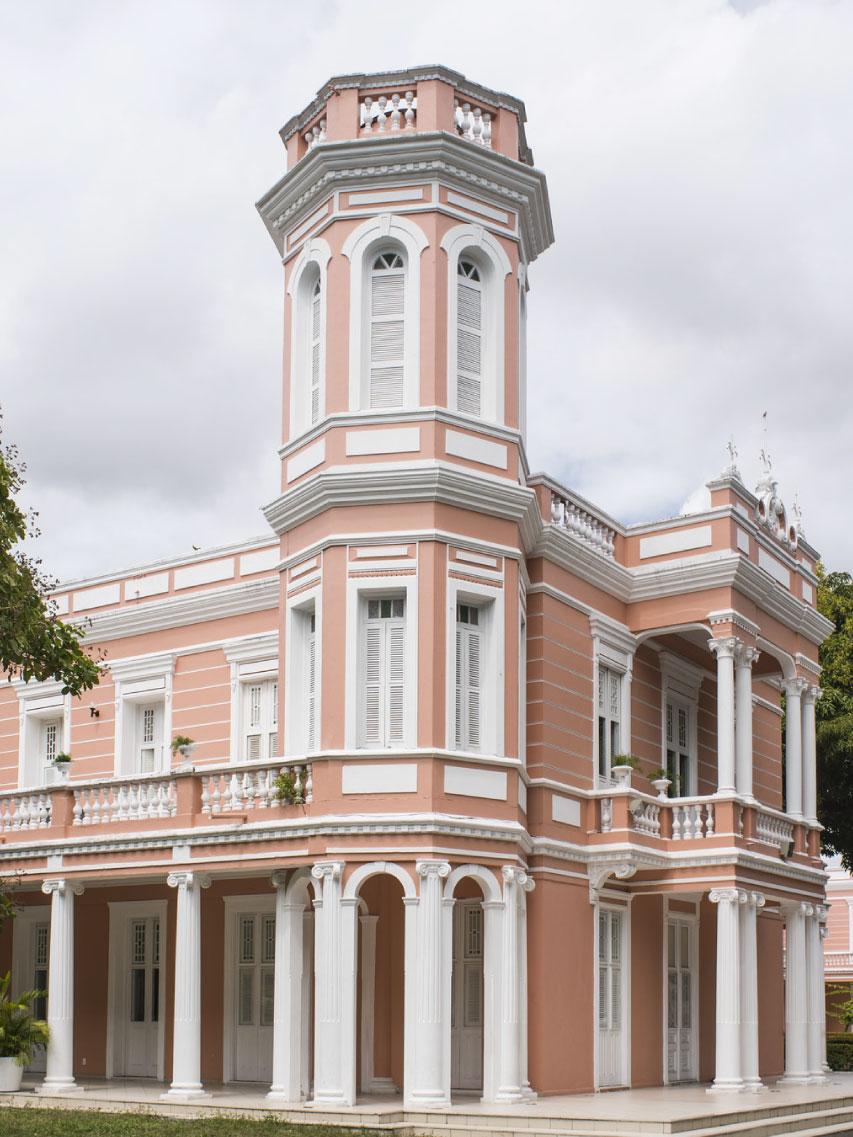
top-left (482, 896), bottom-right (503, 1103)
top-left (163, 871), bottom-right (211, 1099)
top-left (806, 905), bottom-right (827, 1082)
top-left (40, 879), bottom-right (84, 1094)
top-left (708, 887), bottom-right (746, 1092)
top-left (780, 902), bottom-right (811, 1083)
top-left (735, 646), bottom-right (759, 801)
top-left (819, 909), bottom-right (831, 1073)
top-left (405, 860), bottom-right (452, 1108)
top-left (268, 870), bottom-right (309, 1102)
top-left (784, 679), bottom-right (807, 821)
top-left (495, 867), bottom-right (534, 1102)
top-left (311, 861), bottom-right (357, 1106)
top-left (801, 686), bottom-right (820, 826)
top-left (710, 638), bottom-right (738, 795)
top-left (518, 874), bottom-right (534, 1099)
top-left (739, 891), bottom-right (765, 1091)
top-left (359, 914), bottom-right (389, 1093)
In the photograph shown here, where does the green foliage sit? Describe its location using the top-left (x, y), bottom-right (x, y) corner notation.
top-left (273, 769), bottom-right (307, 806)
top-left (170, 736), bottom-right (195, 753)
top-left (611, 753), bottom-right (642, 771)
top-left (827, 983), bottom-right (853, 1029)
top-left (0, 971), bottom-right (49, 1064)
top-left (0, 416), bottom-right (99, 697)
top-left (826, 1032), bottom-right (853, 1071)
top-left (0, 1109), bottom-right (387, 1136)
top-left (816, 567), bottom-right (853, 867)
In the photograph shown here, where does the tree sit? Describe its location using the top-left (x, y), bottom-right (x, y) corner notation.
top-left (0, 418), bottom-right (99, 696)
top-left (816, 567), bottom-right (853, 867)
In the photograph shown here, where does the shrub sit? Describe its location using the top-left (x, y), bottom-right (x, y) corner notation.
top-left (827, 1032), bottom-right (853, 1071)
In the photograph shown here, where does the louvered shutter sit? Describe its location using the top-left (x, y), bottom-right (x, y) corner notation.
top-left (455, 609), bottom-right (482, 751)
top-left (457, 267), bottom-right (483, 416)
top-left (455, 626), bottom-right (463, 748)
top-left (310, 284), bottom-right (321, 424)
top-left (245, 683), bottom-right (262, 761)
top-left (369, 259), bottom-right (405, 408)
top-left (362, 623), bottom-right (383, 746)
top-left (387, 620), bottom-right (405, 744)
top-left (307, 630), bottom-right (316, 751)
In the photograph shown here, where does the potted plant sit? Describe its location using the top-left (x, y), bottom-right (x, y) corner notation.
top-left (50, 752), bottom-right (72, 782)
top-left (273, 768), bottom-right (307, 807)
top-left (610, 753), bottom-right (642, 786)
top-left (648, 767), bottom-right (672, 798)
top-left (170, 736), bottom-right (196, 764)
top-left (0, 971), bottom-right (50, 1092)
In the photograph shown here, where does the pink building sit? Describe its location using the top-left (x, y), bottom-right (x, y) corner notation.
top-left (0, 67), bottom-right (832, 1103)
top-left (823, 858), bottom-right (853, 1033)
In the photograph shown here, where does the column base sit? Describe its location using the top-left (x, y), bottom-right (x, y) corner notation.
top-left (493, 1086), bottom-right (527, 1103)
top-left (742, 1079), bottom-right (766, 1093)
top-left (777, 1073), bottom-right (812, 1085)
top-left (403, 1090), bottom-right (452, 1110)
top-left (37, 1080), bottom-right (85, 1095)
top-left (160, 1085), bottom-right (211, 1101)
top-left (707, 1079), bottom-right (745, 1094)
top-left (809, 1073), bottom-right (828, 1084)
top-left (310, 1091), bottom-right (355, 1107)
top-left (266, 1089), bottom-right (304, 1103)
top-left (366, 1077), bottom-right (397, 1094)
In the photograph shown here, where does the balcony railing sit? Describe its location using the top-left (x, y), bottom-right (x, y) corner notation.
top-left (826, 952), bottom-right (853, 971)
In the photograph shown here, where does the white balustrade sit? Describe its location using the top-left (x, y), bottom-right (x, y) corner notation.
top-left (360, 92), bottom-right (416, 133)
top-left (825, 952), bottom-right (853, 971)
top-left (550, 492), bottom-right (616, 558)
top-left (599, 797), bottom-right (613, 832)
top-left (454, 100), bottom-right (492, 148)
top-left (754, 808), bottom-right (794, 850)
top-left (631, 799), bottom-right (661, 836)
top-left (73, 778), bottom-right (176, 825)
top-left (0, 791), bottom-right (52, 832)
top-left (201, 762), bottom-right (313, 815)
top-left (670, 800), bottom-right (715, 840)
top-left (303, 118), bottom-right (327, 151)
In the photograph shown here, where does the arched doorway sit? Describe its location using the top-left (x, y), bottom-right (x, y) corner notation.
top-left (357, 873), bottom-right (405, 1095)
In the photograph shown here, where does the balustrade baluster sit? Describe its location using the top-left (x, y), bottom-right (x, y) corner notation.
top-left (390, 93), bottom-right (401, 130)
top-left (404, 91), bottom-right (415, 129)
top-left (672, 806), bottom-right (683, 840)
top-left (82, 790), bottom-right (93, 826)
top-left (482, 111), bottom-right (492, 147)
top-left (376, 96), bottom-right (388, 131)
top-left (304, 763), bottom-right (313, 803)
top-left (362, 97), bottom-right (373, 132)
top-left (200, 778), bottom-right (211, 814)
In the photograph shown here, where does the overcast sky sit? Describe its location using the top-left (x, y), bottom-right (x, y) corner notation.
top-left (1, 0), bottom-right (851, 584)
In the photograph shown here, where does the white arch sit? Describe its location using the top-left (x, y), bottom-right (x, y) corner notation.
top-left (342, 860), bottom-right (417, 901)
top-left (443, 863), bottom-right (502, 903)
top-left (341, 213), bottom-right (428, 413)
top-left (756, 637), bottom-right (797, 680)
top-left (284, 865), bottom-right (318, 905)
top-left (287, 237), bottom-right (332, 439)
top-left (634, 623), bottom-right (714, 647)
top-left (440, 223), bottom-right (512, 425)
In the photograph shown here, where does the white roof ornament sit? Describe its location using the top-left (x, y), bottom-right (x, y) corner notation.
top-left (721, 437), bottom-right (742, 481)
top-left (754, 448), bottom-right (798, 551)
top-left (792, 494), bottom-right (806, 541)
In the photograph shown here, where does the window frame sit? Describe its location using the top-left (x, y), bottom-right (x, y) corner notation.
top-left (286, 238), bottom-right (331, 440)
top-left (224, 633), bottom-right (280, 765)
top-left (285, 586), bottom-right (321, 756)
top-left (440, 224), bottom-right (512, 425)
top-left (109, 652), bottom-right (176, 778)
top-left (659, 651), bottom-right (704, 799)
top-left (345, 574), bottom-right (418, 750)
top-left (589, 616), bottom-right (636, 786)
top-left (445, 578), bottom-right (504, 758)
top-left (12, 679), bottom-right (71, 789)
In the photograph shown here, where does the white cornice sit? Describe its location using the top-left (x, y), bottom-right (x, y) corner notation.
top-left (107, 651), bottom-right (177, 683)
top-left (588, 613), bottom-right (638, 657)
top-left (256, 132), bottom-right (553, 265)
top-left (78, 579), bottom-right (279, 644)
top-left (279, 528), bottom-right (523, 572)
top-left (222, 631), bottom-right (280, 665)
top-left (278, 406), bottom-right (526, 462)
top-left (262, 461), bottom-right (543, 552)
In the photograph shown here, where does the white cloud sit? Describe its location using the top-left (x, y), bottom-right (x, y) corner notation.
top-left (1, 0), bottom-right (850, 579)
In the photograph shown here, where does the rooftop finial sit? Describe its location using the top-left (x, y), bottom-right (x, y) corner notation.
top-left (721, 436), bottom-right (741, 481)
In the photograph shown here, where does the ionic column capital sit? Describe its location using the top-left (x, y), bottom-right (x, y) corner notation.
top-left (42, 879), bottom-right (84, 897)
top-left (415, 859), bottom-right (451, 880)
top-left (501, 866), bottom-right (535, 892)
top-left (166, 871), bottom-right (211, 891)
top-left (311, 860), bottom-right (344, 882)
top-left (747, 891), bottom-right (766, 910)
top-left (269, 869), bottom-right (289, 890)
top-left (709, 637), bottom-right (739, 661)
top-left (709, 887), bottom-right (747, 905)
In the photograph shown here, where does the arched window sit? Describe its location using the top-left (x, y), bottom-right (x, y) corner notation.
top-left (456, 260), bottom-right (483, 416)
top-left (368, 251), bottom-right (405, 409)
top-left (309, 278), bottom-right (321, 425)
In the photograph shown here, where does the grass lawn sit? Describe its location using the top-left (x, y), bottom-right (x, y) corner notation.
top-left (0, 1107), bottom-right (389, 1136)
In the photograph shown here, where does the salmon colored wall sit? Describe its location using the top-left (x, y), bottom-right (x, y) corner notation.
top-left (757, 910), bottom-right (784, 1077)
top-left (361, 874), bottom-right (406, 1089)
top-left (631, 895), bottom-right (663, 1087)
top-left (527, 876), bottom-right (594, 1093)
top-left (752, 689), bottom-right (784, 811)
top-left (73, 895), bottom-right (109, 1075)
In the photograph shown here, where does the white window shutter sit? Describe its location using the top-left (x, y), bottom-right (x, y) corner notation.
top-left (311, 286), bottom-right (321, 424)
top-left (457, 275), bottom-right (482, 416)
top-left (369, 261), bottom-right (405, 409)
top-left (307, 631), bottom-right (316, 751)
top-left (466, 627), bottom-right (481, 750)
top-left (455, 625), bottom-right (463, 749)
top-left (455, 615), bottom-right (482, 752)
top-left (363, 623), bottom-right (383, 746)
top-left (387, 620), bottom-right (405, 744)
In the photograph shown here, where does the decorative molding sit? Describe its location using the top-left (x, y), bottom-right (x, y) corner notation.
top-left (166, 871), bottom-right (211, 890)
top-left (588, 860), bottom-right (636, 901)
top-left (41, 879), bottom-right (84, 896)
top-left (708, 610), bottom-right (761, 639)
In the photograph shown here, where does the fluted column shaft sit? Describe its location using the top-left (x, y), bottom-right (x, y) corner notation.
top-left (781, 902), bottom-right (811, 1083)
top-left (801, 686), bottom-right (819, 825)
top-left (268, 871), bottom-right (309, 1102)
top-left (405, 861), bottom-right (452, 1108)
top-left (735, 647), bottom-right (759, 800)
top-left (164, 871), bottom-right (210, 1098)
top-left (40, 879), bottom-right (84, 1093)
top-left (740, 891), bottom-right (765, 1091)
top-left (784, 680), bottom-right (806, 820)
top-left (806, 906), bottom-right (827, 1081)
top-left (711, 639), bottom-right (738, 795)
top-left (311, 861), bottom-right (357, 1106)
top-left (359, 914), bottom-right (380, 1093)
top-left (496, 867), bottom-right (534, 1102)
top-left (709, 887), bottom-right (745, 1092)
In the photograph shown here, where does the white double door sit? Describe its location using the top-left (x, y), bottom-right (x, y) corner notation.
top-left (665, 917), bottom-right (697, 1083)
top-left (450, 899), bottom-right (484, 1091)
top-left (231, 910), bottom-right (275, 1082)
top-left (124, 916), bottom-right (161, 1078)
top-left (598, 907), bottom-right (626, 1087)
